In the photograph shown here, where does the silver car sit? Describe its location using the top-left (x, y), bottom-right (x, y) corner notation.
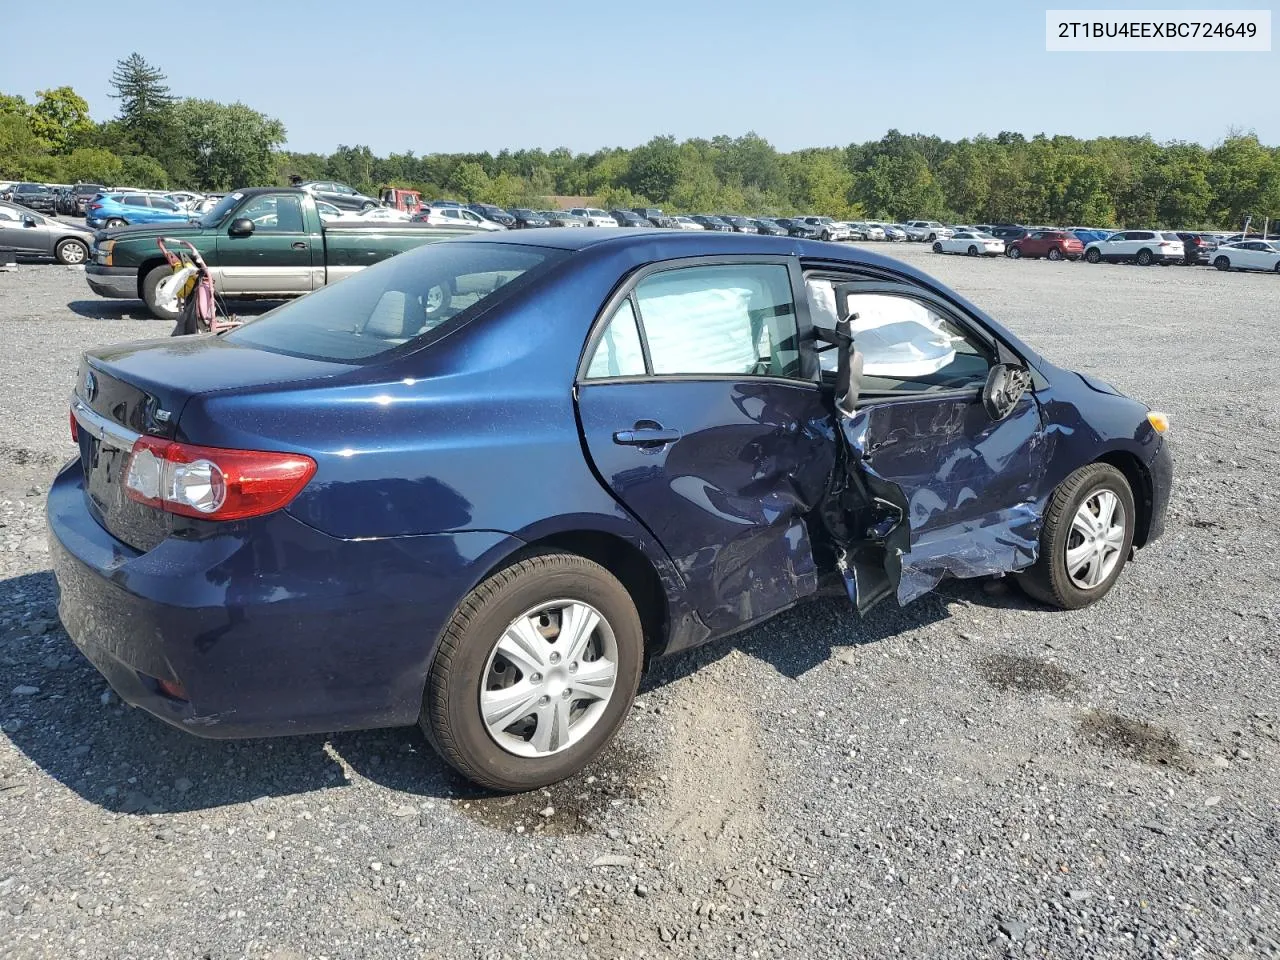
top-left (0, 200), bottom-right (95, 264)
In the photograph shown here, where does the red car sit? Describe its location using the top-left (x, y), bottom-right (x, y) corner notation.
top-left (1006, 230), bottom-right (1084, 261)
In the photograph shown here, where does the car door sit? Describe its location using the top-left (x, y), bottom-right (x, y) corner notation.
top-left (1023, 231), bottom-right (1047, 256)
top-left (215, 193), bottom-right (316, 294)
top-left (1240, 241), bottom-right (1269, 270)
top-left (805, 274), bottom-right (1051, 610)
top-left (575, 257), bottom-right (835, 635)
top-left (0, 204), bottom-right (48, 254)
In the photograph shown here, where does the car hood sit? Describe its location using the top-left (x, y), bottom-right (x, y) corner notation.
top-left (1075, 371), bottom-right (1125, 397)
top-left (94, 219), bottom-right (204, 242)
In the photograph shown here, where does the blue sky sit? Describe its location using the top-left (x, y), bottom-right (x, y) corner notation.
top-left (2, 0), bottom-right (1274, 155)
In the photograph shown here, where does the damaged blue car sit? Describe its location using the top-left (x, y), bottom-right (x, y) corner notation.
top-left (47, 229), bottom-right (1172, 792)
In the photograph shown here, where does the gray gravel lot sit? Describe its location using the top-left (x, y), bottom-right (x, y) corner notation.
top-left (0, 245), bottom-right (1277, 959)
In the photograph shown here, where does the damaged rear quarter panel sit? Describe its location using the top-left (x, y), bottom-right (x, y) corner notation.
top-left (843, 391), bottom-right (1055, 603)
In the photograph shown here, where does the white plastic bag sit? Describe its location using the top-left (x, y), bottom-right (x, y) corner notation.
top-left (155, 265), bottom-right (198, 317)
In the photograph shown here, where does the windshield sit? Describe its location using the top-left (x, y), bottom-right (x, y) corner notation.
top-left (199, 192), bottom-right (245, 227)
top-left (225, 242), bottom-right (566, 363)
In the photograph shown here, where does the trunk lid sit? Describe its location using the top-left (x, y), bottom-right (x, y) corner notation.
top-left (73, 335), bottom-right (353, 551)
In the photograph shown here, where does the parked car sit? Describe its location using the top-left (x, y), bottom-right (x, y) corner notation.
top-left (315, 200), bottom-right (349, 221)
top-left (63, 183), bottom-right (107, 217)
top-left (295, 181), bottom-right (380, 212)
top-left (633, 207), bottom-right (676, 228)
top-left (1070, 229), bottom-right (1111, 246)
top-left (904, 220), bottom-right (953, 242)
top-left (847, 222), bottom-right (886, 241)
top-left (85, 193), bottom-right (191, 229)
top-left (355, 206), bottom-right (412, 222)
top-left (718, 216), bottom-right (760, 234)
top-left (568, 207), bottom-right (618, 228)
top-left (467, 203), bottom-right (516, 228)
top-left (1210, 240), bottom-right (1280, 273)
top-left (0, 199), bottom-right (95, 264)
top-left (671, 216), bottom-right (705, 231)
top-left (1083, 231), bottom-right (1184, 265)
top-left (795, 216), bottom-right (850, 241)
top-left (1006, 230), bottom-right (1085, 261)
top-left (610, 209), bottom-right (650, 228)
top-left (691, 215), bottom-right (733, 232)
top-left (989, 225), bottom-right (1029, 244)
top-left (1175, 232), bottom-right (1217, 264)
top-left (774, 218), bottom-right (821, 239)
top-left (752, 218), bottom-right (788, 236)
top-left (877, 223), bottom-right (908, 242)
top-left (53, 188), bottom-right (76, 216)
top-left (510, 209), bottom-right (551, 229)
top-left (933, 231), bottom-right (1005, 256)
top-left (85, 188), bottom-right (480, 320)
top-left (49, 229), bottom-right (1173, 792)
top-left (542, 211), bottom-right (587, 228)
top-left (5, 183), bottom-right (57, 215)
top-left (413, 205), bottom-right (505, 230)
top-left (163, 191), bottom-right (205, 212)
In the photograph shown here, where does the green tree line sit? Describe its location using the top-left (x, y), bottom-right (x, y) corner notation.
top-left (3, 54), bottom-right (1278, 229)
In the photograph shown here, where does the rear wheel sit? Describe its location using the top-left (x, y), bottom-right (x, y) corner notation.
top-left (932, 241), bottom-right (944, 253)
top-left (1085, 248), bottom-right (1102, 263)
top-left (1214, 256), bottom-right (1230, 271)
top-left (1136, 249), bottom-right (1153, 266)
top-left (55, 238), bottom-right (88, 265)
top-left (421, 552), bottom-right (644, 792)
top-left (105, 218), bottom-right (126, 228)
top-left (967, 245), bottom-right (979, 257)
top-left (927, 232), bottom-right (937, 242)
top-left (1016, 463), bottom-right (1135, 610)
top-left (1047, 247), bottom-right (1063, 261)
top-left (142, 263), bottom-right (179, 321)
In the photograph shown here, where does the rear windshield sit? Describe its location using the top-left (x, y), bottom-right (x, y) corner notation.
top-left (224, 241), bottom-right (566, 363)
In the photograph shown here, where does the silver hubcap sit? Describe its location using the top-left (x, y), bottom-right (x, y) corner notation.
top-left (1065, 490), bottom-right (1126, 589)
top-left (480, 599), bottom-right (618, 758)
top-left (61, 243), bottom-right (85, 263)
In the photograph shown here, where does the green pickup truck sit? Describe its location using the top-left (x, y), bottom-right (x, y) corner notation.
top-left (84, 187), bottom-right (480, 320)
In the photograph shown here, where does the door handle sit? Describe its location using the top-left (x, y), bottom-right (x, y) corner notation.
top-left (613, 426), bottom-right (681, 447)
top-left (291, 241), bottom-right (309, 250)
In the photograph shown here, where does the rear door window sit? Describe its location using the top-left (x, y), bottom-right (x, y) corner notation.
top-left (122, 194), bottom-right (149, 207)
top-left (225, 242), bottom-right (565, 363)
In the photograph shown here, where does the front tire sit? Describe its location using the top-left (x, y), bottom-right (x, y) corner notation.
top-left (1007, 246), bottom-right (1021, 259)
top-left (421, 553), bottom-right (644, 792)
top-left (1214, 256), bottom-right (1230, 271)
top-left (967, 245), bottom-right (979, 257)
top-left (142, 264), bottom-right (180, 321)
top-left (55, 238), bottom-right (88, 265)
top-left (1085, 248), bottom-right (1102, 264)
top-left (1017, 463), bottom-right (1135, 610)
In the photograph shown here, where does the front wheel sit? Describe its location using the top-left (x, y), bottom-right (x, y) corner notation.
top-left (821, 231), bottom-right (832, 241)
top-left (55, 238), bottom-right (88, 265)
top-left (1214, 256), bottom-right (1230, 271)
top-left (421, 553), bottom-right (644, 792)
top-left (142, 264), bottom-right (180, 321)
top-left (1085, 248), bottom-right (1102, 264)
top-left (1016, 463), bottom-right (1135, 610)
top-left (361, 201), bottom-right (378, 212)
top-left (932, 241), bottom-right (943, 253)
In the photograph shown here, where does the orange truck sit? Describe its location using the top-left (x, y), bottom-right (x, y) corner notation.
top-left (380, 188), bottom-right (423, 214)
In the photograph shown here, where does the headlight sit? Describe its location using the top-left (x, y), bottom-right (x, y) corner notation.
top-left (99, 239), bottom-right (115, 266)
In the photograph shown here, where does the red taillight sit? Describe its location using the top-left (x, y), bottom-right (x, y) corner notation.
top-left (88, 203), bottom-right (102, 212)
top-left (123, 436), bottom-right (316, 521)
top-left (70, 409), bottom-right (79, 443)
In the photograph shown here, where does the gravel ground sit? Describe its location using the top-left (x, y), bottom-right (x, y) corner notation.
top-left (0, 245), bottom-right (1277, 959)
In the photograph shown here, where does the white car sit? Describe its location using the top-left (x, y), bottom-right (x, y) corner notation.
top-left (796, 216), bottom-right (850, 241)
top-left (671, 216), bottom-right (705, 230)
top-left (904, 220), bottom-right (953, 242)
top-left (933, 231), bottom-right (1005, 257)
top-left (354, 206), bottom-right (411, 222)
top-left (1083, 230), bottom-right (1183, 265)
top-left (568, 207), bottom-right (618, 227)
top-left (1211, 240), bottom-right (1280, 273)
top-left (847, 221), bottom-right (886, 241)
top-left (315, 200), bottom-right (354, 221)
top-left (416, 206), bottom-right (506, 231)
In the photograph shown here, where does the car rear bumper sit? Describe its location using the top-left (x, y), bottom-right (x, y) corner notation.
top-left (47, 461), bottom-right (519, 739)
top-left (84, 265), bottom-right (137, 299)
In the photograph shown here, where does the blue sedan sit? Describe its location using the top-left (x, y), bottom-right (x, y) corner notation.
top-left (48, 229), bottom-right (1173, 791)
top-left (85, 192), bottom-right (191, 229)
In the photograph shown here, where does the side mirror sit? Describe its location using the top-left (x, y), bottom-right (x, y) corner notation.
top-left (228, 218), bottom-right (254, 237)
top-left (982, 363), bottom-right (1032, 421)
top-left (22, 216), bottom-right (37, 228)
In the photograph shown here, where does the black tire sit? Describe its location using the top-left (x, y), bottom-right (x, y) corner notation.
top-left (1016, 463), bottom-right (1135, 610)
top-left (927, 233), bottom-right (937, 242)
top-left (1047, 247), bottom-right (1063, 262)
top-left (1214, 256), bottom-right (1230, 271)
top-left (54, 238), bottom-right (88, 265)
top-left (932, 241), bottom-right (944, 253)
top-left (1085, 247), bottom-right (1102, 264)
top-left (105, 218), bottom-right (126, 228)
top-left (1007, 246), bottom-right (1021, 259)
top-left (421, 552), bottom-right (644, 792)
top-left (821, 231), bottom-right (831, 242)
top-left (142, 263), bottom-right (179, 322)
top-left (1274, 261), bottom-right (1280, 274)
top-left (967, 245), bottom-right (979, 257)
top-left (361, 201), bottom-right (378, 212)
top-left (1136, 248), bottom-right (1153, 266)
